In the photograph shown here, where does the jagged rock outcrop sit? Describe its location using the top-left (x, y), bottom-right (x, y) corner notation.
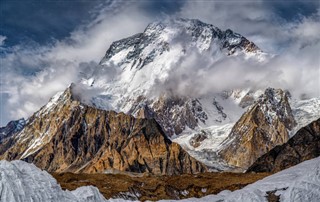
top-left (131, 96), bottom-right (202, 136)
top-left (247, 118), bottom-right (320, 173)
top-left (129, 95), bottom-right (230, 137)
top-left (219, 88), bottom-right (296, 169)
top-left (189, 131), bottom-right (208, 148)
top-left (0, 85), bottom-right (206, 175)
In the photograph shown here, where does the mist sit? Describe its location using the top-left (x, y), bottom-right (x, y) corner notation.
top-left (0, 1), bottom-right (319, 125)
top-left (0, 3), bottom-right (153, 125)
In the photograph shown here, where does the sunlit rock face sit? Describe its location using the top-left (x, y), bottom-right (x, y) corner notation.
top-left (0, 85), bottom-right (206, 175)
top-left (219, 88), bottom-right (296, 169)
top-left (247, 118), bottom-right (320, 173)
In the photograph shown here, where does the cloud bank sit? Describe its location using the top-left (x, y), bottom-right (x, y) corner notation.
top-left (0, 0), bottom-right (319, 125)
top-left (0, 2), bottom-right (153, 125)
top-left (149, 8), bottom-right (320, 99)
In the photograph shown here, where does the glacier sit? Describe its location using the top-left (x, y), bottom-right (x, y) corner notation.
top-left (2, 157), bottom-right (320, 202)
top-left (0, 160), bottom-right (107, 202)
top-left (160, 156), bottom-right (320, 202)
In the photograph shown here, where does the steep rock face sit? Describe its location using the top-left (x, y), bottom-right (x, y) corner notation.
top-left (129, 95), bottom-right (236, 136)
top-left (0, 118), bottom-right (25, 142)
top-left (131, 96), bottom-right (210, 136)
top-left (219, 88), bottom-right (296, 169)
top-left (247, 118), bottom-right (320, 173)
top-left (0, 86), bottom-right (206, 175)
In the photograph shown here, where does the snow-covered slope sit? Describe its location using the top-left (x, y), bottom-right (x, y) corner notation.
top-left (172, 124), bottom-right (234, 171)
top-left (79, 18), bottom-right (265, 137)
top-left (160, 156), bottom-right (320, 202)
top-left (90, 18), bottom-right (263, 108)
top-left (0, 160), bottom-right (107, 202)
top-left (290, 97), bottom-right (320, 136)
top-left (172, 88), bottom-right (301, 170)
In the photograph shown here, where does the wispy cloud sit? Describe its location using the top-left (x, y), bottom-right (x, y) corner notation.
top-left (178, 1), bottom-right (320, 53)
top-left (169, 1), bottom-right (320, 98)
top-left (0, 2), bottom-right (154, 125)
top-left (1, 1), bottom-right (319, 125)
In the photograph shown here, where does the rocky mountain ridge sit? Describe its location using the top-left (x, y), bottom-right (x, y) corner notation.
top-left (219, 88), bottom-right (296, 169)
top-left (0, 85), bottom-right (206, 175)
top-left (247, 118), bottom-right (320, 173)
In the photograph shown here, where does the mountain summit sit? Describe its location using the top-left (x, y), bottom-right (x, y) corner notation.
top-left (100, 18), bottom-right (260, 68)
top-left (81, 18), bottom-right (265, 137)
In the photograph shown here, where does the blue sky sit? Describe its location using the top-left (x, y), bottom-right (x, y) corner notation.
top-left (0, 0), bottom-right (319, 125)
top-left (1, 0), bottom-right (318, 47)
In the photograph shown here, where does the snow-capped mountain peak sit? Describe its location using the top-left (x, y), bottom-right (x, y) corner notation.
top-left (78, 18), bottom-right (266, 138)
top-left (99, 18), bottom-right (261, 71)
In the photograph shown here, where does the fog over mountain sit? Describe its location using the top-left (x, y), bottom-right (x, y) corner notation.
top-left (0, 0), bottom-right (319, 125)
top-left (0, 2), bottom-right (320, 201)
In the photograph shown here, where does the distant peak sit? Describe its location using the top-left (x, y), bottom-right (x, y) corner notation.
top-left (257, 88), bottom-right (296, 130)
top-left (145, 18), bottom-right (215, 29)
top-left (143, 18), bottom-right (220, 36)
top-left (101, 18), bottom-right (261, 70)
top-left (259, 88), bottom-right (290, 104)
top-left (0, 118), bottom-right (26, 141)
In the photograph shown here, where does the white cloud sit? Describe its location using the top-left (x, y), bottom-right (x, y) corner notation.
top-left (178, 1), bottom-right (320, 53)
top-left (1, 1), bottom-right (319, 125)
top-left (0, 2), bottom-right (154, 125)
top-left (149, 50), bottom-right (317, 99)
top-left (172, 2), bottom-right (320, 98)
top-left (178, 1), bottom-right (278, 52)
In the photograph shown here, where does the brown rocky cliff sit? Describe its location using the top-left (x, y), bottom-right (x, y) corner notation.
top-left (218, 88), bottom-right (296, 169)
top-left (0, 85), bottom-right (206, 175)
top-left (247, 118), bottom-right (320, 173)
